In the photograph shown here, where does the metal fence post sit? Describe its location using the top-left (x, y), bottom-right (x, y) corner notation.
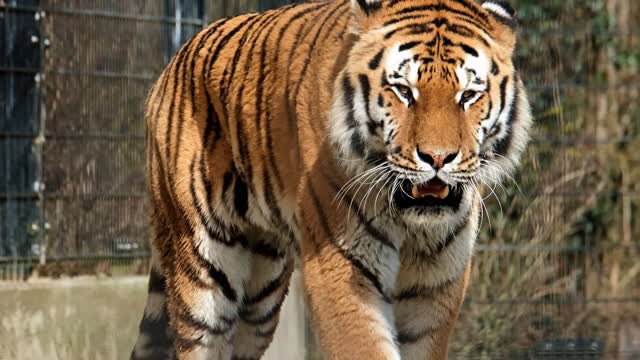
top-left (35, 6), bottom-right (48, 267)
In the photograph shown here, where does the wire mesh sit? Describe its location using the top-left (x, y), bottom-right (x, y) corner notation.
top-left (0, 0), bottom-right (638, 359)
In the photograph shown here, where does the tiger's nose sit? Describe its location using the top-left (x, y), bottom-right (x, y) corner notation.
top-left (416, 148), bottom-right (459, 170)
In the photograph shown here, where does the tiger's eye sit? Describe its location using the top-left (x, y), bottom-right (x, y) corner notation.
top-left (394, 85), bottom-right (414, 105)
top-left (461, 90), bottom-right (477, 103)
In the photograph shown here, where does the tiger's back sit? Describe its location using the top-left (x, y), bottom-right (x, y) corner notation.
top-left (132, 1), bottom-right (532, 359)
top-left (145, 4), bottom-right (335, 229)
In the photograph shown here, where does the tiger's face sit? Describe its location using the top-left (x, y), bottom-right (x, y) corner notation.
top-left (331, 0), bottom-right (532, 225)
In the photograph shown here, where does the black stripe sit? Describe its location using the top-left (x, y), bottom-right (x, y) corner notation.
top-left (399, 41), bottom-right (422, 52)
top-left (494, 83), bottom-right (520, 155)
top-left (397, 326), bottom-right (437, 345)
top-left (222, 13), bottom-right (272, 106)
top-left (249, 239), bottom-right (287, 260)
top-left (276, 2), bottom-right (334, 182)
top-left (351, 132), bottom-right (366, 157)
top-left (364, 221), bottom-right (398, 252)
top-left (189, 157), bottom-right (234, 244)
top-left (200, 152), bottom-right (215, 210)
top-left (368, 49), bottom-right (385, 70)
top-left (498, 76), bottom-right (509, 115)
top-left (491, 60), bottom-right (500, 75)
top-left (200, 15), bottom-right (260, 193)
top-left (382, 14), bottom-right (426, 27)
top-left (180, 258), bottom-right (213, 289)
top-left (262, 167), bottom-right (288, 233)
top-left (395, 285), bottom-right (424, 302)
top-left (342, 74), bottom-right (357, 128)
top-left (205, 261), bottom-right (238, 303)
top-left (243, 262), bottom-right (291, 306)
top-left (383, 15), bottom-right (490, 47)
top-left (173, 36), bottom-right (201, 177)
top-left (163, 47), bottom-right (189, 193)
top-left (263, 3), bottom-right (333, 198)
top-left (204, 96), bottom-right (222, 148)
top-left (294, 1), bottom-right (350, 143)
top-left (342, 73), bottom-right (366, 157)
top-left (291, 2), bottom-right (350, 101)
top-left (233, 176), bottom-right (249, 218)
top-left (358, 74), bottom-right (380, 136)
top-left (342, 250), bottom-right (390, 303)
top-left (185, 224), bottom-right (239, 302)
top-left (148, 269), bottom-right (166, 294)
top-left (281, 2), bottom-right (334, 101)
top-left (409, 211), bottom-right (471, 262)
top-left (240, 296), bottom-right (287, 325)
top-left (308, 183), bottom-right (334, 240)
top-left (384, 23), bottom-right (430, 40)
top-left (234, 13), bottom-right (284, 188)
top-left (151, 142), bottom-right (193, 237)
top-left (177, 311), bottom-right (231, 336)
top-left (448, 22), bottom-right (484, 42)
top-left (173, 289), bottom-right (236, 334)
top-left (255, 11), bottom-right (289, 193)
top-left (460, 43), bottom-right (478, 57)
top-left (430, 208), bottom-right (472, 255)
top-left (480, 97), bottom-right (494, 123)
top-left (450, 0), bottom-right (485, 17)
top-left (208, 15), bottom-right (260, 104)
top-left (188, 21), bottom-right (227, 143)
top-left (394, 278), bottom-right (456, 302)
top-left (434, 218), bottom-right (468, 255)
top-left (392, 3), bottom-right (489, 27)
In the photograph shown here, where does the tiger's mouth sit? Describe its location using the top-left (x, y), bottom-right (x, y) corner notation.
top-left (393, 177), bottom-right (463, 210)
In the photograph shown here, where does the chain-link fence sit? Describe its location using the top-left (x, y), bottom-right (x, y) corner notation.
top-left (1, 0), bottom-right (208, 278)
top-left (1, 0), bottom-right (639, 359)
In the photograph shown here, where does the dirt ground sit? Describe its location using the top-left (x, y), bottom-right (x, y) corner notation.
top-left (0, 274), bottom-right (306, 360)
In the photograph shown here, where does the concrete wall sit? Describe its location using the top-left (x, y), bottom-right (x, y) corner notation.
top-left (0, 274), bottom-right (307, 360)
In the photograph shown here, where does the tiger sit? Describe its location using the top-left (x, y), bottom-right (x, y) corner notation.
top-left (130, 0), bottom-right (532, 359)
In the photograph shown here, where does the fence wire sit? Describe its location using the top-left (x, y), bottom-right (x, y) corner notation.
top-left (0, 0), bottom-right (638, 359)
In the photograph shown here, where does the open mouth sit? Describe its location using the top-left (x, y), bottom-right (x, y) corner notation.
top-left (393, 177), bottom-right (464, 210)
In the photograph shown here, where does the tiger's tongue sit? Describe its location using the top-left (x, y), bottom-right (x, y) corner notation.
top-left (412, 179), bottom-right (450, 199)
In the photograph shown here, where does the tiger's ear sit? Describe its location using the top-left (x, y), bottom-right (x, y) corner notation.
top-left (351, 0), bottom-right (384, 31)
top-left (482, 0), bottom-right (518, 28)
top-left (482, 0), bottom-right (518, 50)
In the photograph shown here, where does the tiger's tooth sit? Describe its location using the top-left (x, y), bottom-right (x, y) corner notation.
top-left (411, 185), bottom-right (421, 199)
top-left (440, 185), bottom-right (450, 199)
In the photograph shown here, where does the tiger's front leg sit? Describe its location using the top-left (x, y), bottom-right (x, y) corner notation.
top-left (299, 175), bottom-right (403, 360)
top-left (393, 200), bottom-right (481, 360)
top-left (394, 263), bottom-right (471, 360)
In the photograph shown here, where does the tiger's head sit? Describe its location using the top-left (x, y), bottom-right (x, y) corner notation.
top-left (330, 0), bottom-right (533, 225)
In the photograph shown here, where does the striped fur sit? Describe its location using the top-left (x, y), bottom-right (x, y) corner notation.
top-left (131, 1), bottom-right (532, 359)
